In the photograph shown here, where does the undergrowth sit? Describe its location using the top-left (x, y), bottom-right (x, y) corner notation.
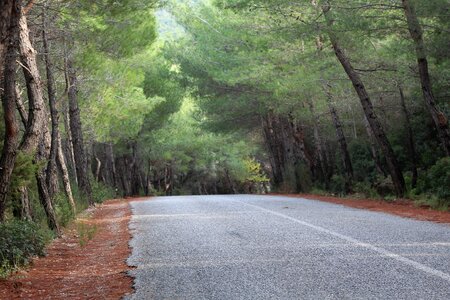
top-left (0, 221), bottom-right (52, 278)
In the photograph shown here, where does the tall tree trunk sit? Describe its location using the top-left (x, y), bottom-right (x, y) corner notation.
top-left (57, 135), bottom-right (76, 213)
top-left (402, 0), bottom-right (450, 156)
top-left (36, 138), bottom-right (60, 235)
top-left (107, 142), bottom-right (117, 187)
top-left (63, 106), bottom-right (77, 183)
top-left (308, 99), bottom-right (330, 189)
top-left (0, 0), bottom-right (22, 222)
top-left (399, 85), bottom-right (418, 188)
top-left (18, 12), bottom-right (45, 152)
top-left (13, 92), bottom-right (32, 222)
top-left (67, 59), bottom-right (93, 205)
top-left (363, 116), bottom-right (387, 177)
top-left (322, 2), bottom-right (406, 197)
top-left (42, 5), bottom-right (59, 199)
top-left (0, 0), bottom-right (14, 92)
top-left (261, 114), bottom-right (285, 186)
top-left (18, 10), bottom-right (59, 231)
top-left (95, 155), bottom-right (101, 182)
top-left (322, 82), bottom-right (353, 192)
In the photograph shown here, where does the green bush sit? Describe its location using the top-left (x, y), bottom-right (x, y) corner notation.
top-left (0, 221), bottom-right (51, 277)
top-left (330, 174), bottom-right (347, 196)
top-left (91, 180), bottom-right (116, 203)
top-left (353, 181), bottom-right (380, 199)
top-left (54, 193), bottom-right (76, 228)
top-left (415, 157), bottom-right (450, 198)
top-left (427, 157), bottom-right (450, 201)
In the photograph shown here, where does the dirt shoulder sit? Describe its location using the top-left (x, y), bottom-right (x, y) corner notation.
top-left (277, 194), bottom-right (450, 224)
top-left (0, 199), bottom-right (134, 299)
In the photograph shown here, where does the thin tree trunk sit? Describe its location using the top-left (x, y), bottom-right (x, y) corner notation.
top-left (43, 5), bottom-right (59, 199)
top-left (14, 85), bottom-right (31, 220)
top-left (363, 115), bottom-right (387, 177)
top-left (402, 0), bottom-right (450, 155)
top-left (57, 135), bottom-right (76, 213)
top-left (322, 2), bottom-right (406, 197)
top-left (322, 82), bottom-right (353, 191)
top-left (15, 85), bottom-right (28, 126)
top-left (261, 114), bottom-right (284, 186)
top-left (67, 59), bottom-right (93, 205)
top-left (308, 99), bottom-right (330, 188)
top-left (399, 85), bottom-right (418, 188)
top-left (0, 0), bottom-right (22, 222)
top-left (107, 142), bottom-right (117, 187)
top-left (18, 186), bottom-right (32, 220)
top-left (36, 138), bottom-right (60, 234)
top-left (63, 107), bottom-right (77, 183)
top-left (95, 155), bottom-right (101, 182)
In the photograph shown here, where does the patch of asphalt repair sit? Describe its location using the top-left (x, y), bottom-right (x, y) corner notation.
top-left (126, 195), bottom-right (450, 299)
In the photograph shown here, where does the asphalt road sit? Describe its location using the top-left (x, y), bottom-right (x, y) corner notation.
top-left (127, 195), bottom-right (450, 299)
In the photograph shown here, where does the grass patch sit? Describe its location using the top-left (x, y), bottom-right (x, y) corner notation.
top-left (77, 222), bottom-right (98, 247)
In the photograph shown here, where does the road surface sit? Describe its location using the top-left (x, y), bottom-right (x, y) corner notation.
top-left (127, 195), bottom-right (450, 299)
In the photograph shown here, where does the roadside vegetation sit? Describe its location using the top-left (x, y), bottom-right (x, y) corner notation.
top-left (0, 0), bottom-right (449, 276)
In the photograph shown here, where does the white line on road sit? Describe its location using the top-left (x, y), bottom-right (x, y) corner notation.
top-left (238, 201), bottom-right (450, 283)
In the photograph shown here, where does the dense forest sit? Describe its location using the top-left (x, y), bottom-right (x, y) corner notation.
top-left (0, 0), bottom-right (449, 274)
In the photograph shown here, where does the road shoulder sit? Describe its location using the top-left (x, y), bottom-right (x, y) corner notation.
top-left (279, 193), bottom-right (450, 224)
top-left (0, 199), bottom-right (134, 299)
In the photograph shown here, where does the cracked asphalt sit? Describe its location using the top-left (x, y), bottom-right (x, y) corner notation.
top-left (126, 195), bottom-right (450, 299)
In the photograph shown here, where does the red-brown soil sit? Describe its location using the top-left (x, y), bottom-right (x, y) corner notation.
top-left (0, 199), bottom-right (134, 299)
top-left (278, 194), bottom-right (450, 224)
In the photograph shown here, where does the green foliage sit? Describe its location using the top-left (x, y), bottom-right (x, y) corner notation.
top-left (330, 175), bottom-right (347, 196)
top-left (353, 182), bottom-right (380, 199)
top-left (427, 157), bottom-right (450, 200)
top-left (77, 223), bottom-right (98, 247)
top-left (413, 157), bottom-right (450, 208)
top-left (91, 178), bottom-right (117, 204)
top-left (54, 193), bottom-right (76, 228)
top-left (242, 158), bottom-right (269, 184)
top-left (8, 152), bottom-right (40, 202)
top-left (0, 221), bottom-right (51, 277)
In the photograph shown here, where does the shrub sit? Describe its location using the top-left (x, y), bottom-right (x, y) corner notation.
top-left (353, 181), bottom-right (380, 199)
top-left (427, 157), bottom-right (450, 201)
top-left (91, 180), bottom-right (116, 204)
top-left (0, 221), bottom-right (51, 277)
top-left (330, 174), bottom-right (347, 196)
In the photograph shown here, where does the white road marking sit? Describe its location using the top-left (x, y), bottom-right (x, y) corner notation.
top-left (239, 201), bottom-right (450, 283)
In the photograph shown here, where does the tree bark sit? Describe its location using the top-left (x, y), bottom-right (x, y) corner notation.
top-left (36, 138), bottom-right (60, 234)
top-left (0, 0), bottom-right (22, 222)
top-left (57, 134), bottom-right (76, 213)
top-left (107, 142), bottom-right (117, 187)
top-left (0, 0), bottom-right (14, 93)
top-left (67, 59), bottom-right (93, 205)
top-left (363, 115), bottom-right (387, 177)
top-left (308, 99), bottom-right (330, 188)
top-left (15, 85), bottom-right (28, 126)
top-left (399, 85), bottom-right (418, 188)
top-left (63, 106), bottom-right (77, 183)
top-left (18, 12), bottom-right (46, 152)
top-left (322, 82), bottom-right (353, 192)
top-left (322, 3), bottom-right (406, 197)
top-left (402, 0), bottom-right (450, 156)
top-left (43, 5), bottom-right (59, 199)
top-left (18, 10), bottom-right (59, 231)
top-left (95, 155), bottom-right (101, 182)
